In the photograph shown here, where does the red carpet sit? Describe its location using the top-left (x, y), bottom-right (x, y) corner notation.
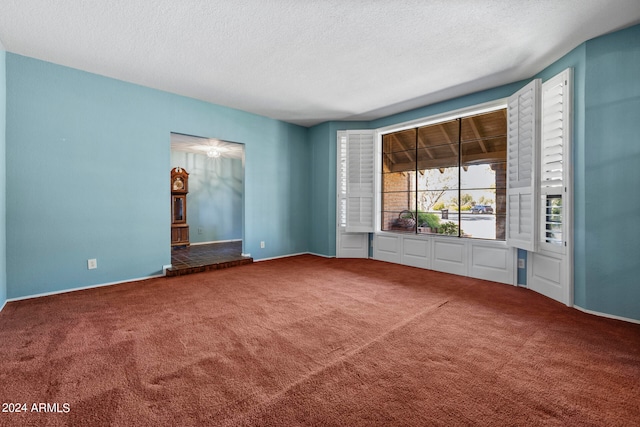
top-left (1, 255), bottom-right (639, 426)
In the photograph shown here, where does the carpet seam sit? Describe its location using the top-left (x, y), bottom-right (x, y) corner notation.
top-left (223, 297), bottom-right (455, 426)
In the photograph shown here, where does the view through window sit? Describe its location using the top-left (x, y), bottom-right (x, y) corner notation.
top-left (381, 109), bottom-right (507, 240)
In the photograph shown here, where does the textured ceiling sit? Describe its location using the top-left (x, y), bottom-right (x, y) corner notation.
top-left (1, 1), bottom-right (639, 127)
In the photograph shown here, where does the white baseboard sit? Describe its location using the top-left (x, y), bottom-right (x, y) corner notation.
top-left (6, 273), bottom-right (165, 304)
top-left (573, 305), bottom-right (640, 325)
top-left (0, 299), bottom-right (7, 313)
top-left (254, 252), bottom-right (330, 262)
top-left (240, 252), bottom-right (333, 261)
top-left (307, 252), bottom-right (334, 258)
top-left (254, 252), bottom-right (308, 262)
top-left (190, 239), bottom-right (241, 246)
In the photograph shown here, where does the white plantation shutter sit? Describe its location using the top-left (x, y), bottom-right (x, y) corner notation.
top-left (507, 79), bottom-right (541, 252)
top-left (540, 69), bottom-right (572, 252)
top-left (337, 132), bottom-right (348, 229)
top-left (336, 130), bottom-right (373, 258)
top-left (344, 130), bottom-right (375, 233)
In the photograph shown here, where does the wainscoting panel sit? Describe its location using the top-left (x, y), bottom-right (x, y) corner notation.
top-left (373, 233), bottom-right (515, 285)
top-left (374, 233), bottom-right (402, 264)
top-left (337, 232), bottom-right (369, 258)
top-left (468, 242), bottom-right (515, 284)
top-left (529, 251), bottom-right (564, 303)
top-left (531, 252), bottom-right (561, 283)
top-left (402, 237), bottom-right (431, 269)
top-left (432, 239), bottom-right (467, 276)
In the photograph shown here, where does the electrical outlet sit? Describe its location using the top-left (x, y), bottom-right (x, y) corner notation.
top-left (198, 227), bottom-right (203, 235)
top-left (260, 241), bottom-right (265, 249)
top-left (518, 258), bottom-right (525, 269)
top-left (87, 259), bottom-right (97, 270)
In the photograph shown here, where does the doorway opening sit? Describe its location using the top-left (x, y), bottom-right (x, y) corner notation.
top-left (168, 132), bottom-right (251, 275)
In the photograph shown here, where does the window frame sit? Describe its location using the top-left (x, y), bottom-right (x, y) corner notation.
top-left (376, 99), bottom-right (508, 238)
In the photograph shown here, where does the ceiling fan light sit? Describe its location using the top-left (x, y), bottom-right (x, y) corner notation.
top-left (207, 148), bottom-right (221, 158)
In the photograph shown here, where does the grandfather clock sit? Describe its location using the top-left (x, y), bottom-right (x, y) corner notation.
top-left (171, 167), bottom-right (190, 246)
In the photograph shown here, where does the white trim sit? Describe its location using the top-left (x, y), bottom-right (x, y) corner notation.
top-left (337, 130), bottom-right (344, 252)
top-left (377, 98), bottom-right (508, 135)
top-left (0, 299), bottom-right (7, 313)
top-left (573, 305), bottom-right (640, 325)
top-left (254, 252), bottom-right (334, 262)
top-left (163, 264), bottom-right (172, 275)
top-left (241, 253), bottom-right (251, 258)
top-left (190, 239), bottom-right (241, 246)
top-left (6, 273), bottom-right (165, 303)
top-left (564, 69), bottom-right (574, 307)
top-left (375, 130), bottom-right (382, 232)
top-left (306, 252), bottom-right (334, 259)
top-left (254, 252), bottom-right (311, 262)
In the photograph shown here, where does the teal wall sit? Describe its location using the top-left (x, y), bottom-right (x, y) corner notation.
top-left (5, 54), bottom-right (309, 299)
top-left (0, 46), bottom-right (6, 308)
top-left (170, 150), bottom-right (243, 244)
top-left (308, 122), bottom-right (332, 256)
top-left (583, 25), bottom-right (640, 319)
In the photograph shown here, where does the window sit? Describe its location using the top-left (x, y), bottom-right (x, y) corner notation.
top-left (381, 109), bottom-right (507, 240)
top-left (337, 69), bottom-right (571, 262)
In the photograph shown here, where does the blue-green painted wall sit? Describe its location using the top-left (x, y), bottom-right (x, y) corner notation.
top-left (582, 25), bottom-right (640, 319)
top-left (308, 122), bottom-right (332, 256)
top-left (6, 54), bottom-right (309, 299)
top-left (0, 46), bottom-right (6, 308)
top-left (170, 150), bottom-right (243, 244)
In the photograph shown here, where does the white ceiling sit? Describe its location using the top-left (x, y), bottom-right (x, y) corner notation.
top-left (1, 1), bottom-right (639, 127)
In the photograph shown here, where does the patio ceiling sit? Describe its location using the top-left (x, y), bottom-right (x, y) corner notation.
top-left (383, 109), bottom-right (507, 173)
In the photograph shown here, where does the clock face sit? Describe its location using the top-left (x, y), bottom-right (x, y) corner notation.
top-left (173, 177), bottom-right (184, 190)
